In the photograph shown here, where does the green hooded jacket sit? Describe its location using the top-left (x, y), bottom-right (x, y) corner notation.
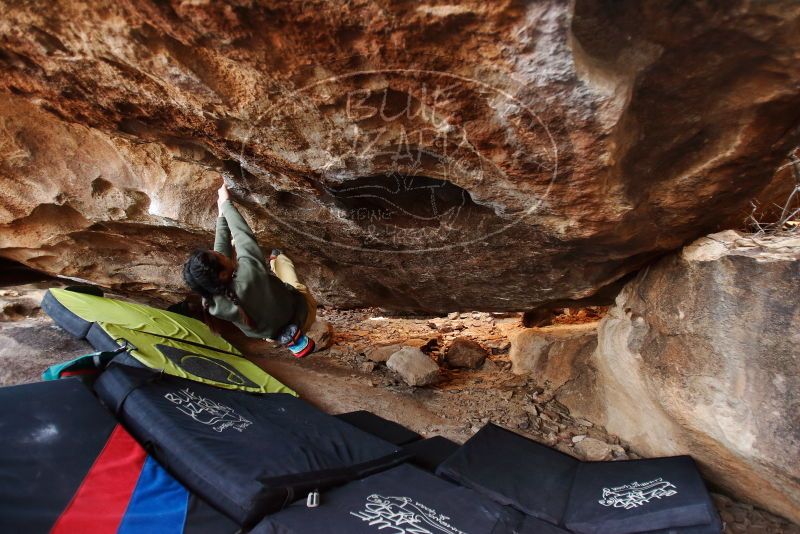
top-left (207, 200), bottom-right (307, 339)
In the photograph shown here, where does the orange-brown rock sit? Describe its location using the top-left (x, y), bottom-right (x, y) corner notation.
top-left (1, 1), bottom-right (800, 311)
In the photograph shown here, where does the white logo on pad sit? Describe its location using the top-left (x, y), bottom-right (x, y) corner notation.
top-left (599, 477), bottom-right (678, 509)
top-left (350, 494), bottom-right (468, 534)
top-left (164, 388), bottom-right (252, 433)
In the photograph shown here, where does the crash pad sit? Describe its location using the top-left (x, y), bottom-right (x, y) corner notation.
top-left (564, 456), bottom-right (722, 534)
top-left (94, 364), bottom-right (408, 527)
top-left (0, 378), bottom-right (239, 534)
top-left (335, 410), bottom-right (422, 446)
top-left (436, 423), bottom-right (721, 534)
top-left (42, 287), bottom-right (293, 394)
top-left (437, 423), bottom-right (580, 525)
top-left (250, 464), bottom-right (556, 534)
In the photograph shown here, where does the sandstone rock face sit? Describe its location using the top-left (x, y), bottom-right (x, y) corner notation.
top-left (386, 347), bottom-right (439, 386)
top-left (559, 231), bottom-right (800, 523)
top-left (2, 2), bottom-right (800, 310)
top-left (444, 337), bottom-right (487, 369)
top-left (509, 323), bottom-right (597, 391)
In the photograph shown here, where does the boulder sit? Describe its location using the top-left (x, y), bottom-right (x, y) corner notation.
top-left (1, 3), bottom-right (800, 310)
top-left (444, 337), bottom-right (487, 369)
top-left (386, 348), bottom-right (439, 387)
top-left (559, 230), bottom-right (800, 523)
top-left (509, 323), bottom-right (598, 391)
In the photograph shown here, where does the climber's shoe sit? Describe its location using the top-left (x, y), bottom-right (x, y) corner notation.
top-left (277, 323), bottom-right (315, 358)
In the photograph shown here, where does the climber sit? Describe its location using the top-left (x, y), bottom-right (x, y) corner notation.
top-left (181, 183), bottom-right (317, 357)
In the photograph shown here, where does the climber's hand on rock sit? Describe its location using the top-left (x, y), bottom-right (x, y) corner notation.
top-left (217, 183), bottom-right (230, 212)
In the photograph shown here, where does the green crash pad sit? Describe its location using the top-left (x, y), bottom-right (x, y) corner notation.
top-left (42, 288), bottom-right (294, 395)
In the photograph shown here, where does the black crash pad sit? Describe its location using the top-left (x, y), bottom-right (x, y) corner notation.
top-left (335, 410), bottom-right (422, 446)
top-left (436, 423), bottom-right (579, 525)
top-left (250, 464), bottom-right (555, 534)
top-left (403, 435), bottom-right (460, 472)
top-left (436, 423), bottom-right (720, 534)
top-left (93, 364), bottom-right (407, 527)
top-left (564, 456), bottom-right (721, 534)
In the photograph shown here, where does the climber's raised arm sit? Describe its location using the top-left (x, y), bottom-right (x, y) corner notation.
top-left (213, 187), bottom-right (233, 258)
top-left (215, 184), bottom-right (267, 266)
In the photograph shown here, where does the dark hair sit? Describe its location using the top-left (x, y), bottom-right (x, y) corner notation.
top-left (183, 250), bottom-right (225, 299)
top-left (182, 250), bottom-right (254, 328)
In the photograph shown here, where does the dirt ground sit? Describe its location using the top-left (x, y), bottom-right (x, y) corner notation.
top-left (1, 281), bottom-right (797, 534)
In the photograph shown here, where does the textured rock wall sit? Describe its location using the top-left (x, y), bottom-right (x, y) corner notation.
top-left (555, 230), bottom-right (800, 523)
top-left (1, 1), bottom-right (800, 310)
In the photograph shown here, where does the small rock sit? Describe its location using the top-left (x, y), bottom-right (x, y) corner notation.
top-left (489, 340), bottom-right (511, 355)
top-left (360, 361), bottom-right (376, 373)
top-left (427, 321), bottom-right (437, 329)
top-left (572, 434), bottom-right (586, 443)
top-left (445, 337), bottom-right (488, 369)
top-left (481, 358), bottom-right (499, 371)
top-left (574, 418), bottom-right (594, 428)
top-left (306, 319), bottom-right (334, 351)
top-left (365, 343), bottom-right (402, 362)
top-left (517, 417), bottom-right (530, 430)
top-left (574, 437), bottom-right (613, 461)
top-left (447, 312), bottom-right (459, 320)
top-left (541, 420), bottom-right (559, 434)
top-left (542, 433), bottom-right (558, 446)
top-left (610, 444), bottom-right (626, 457)
top-left (499, 390), bottom-right (514, 401)
top-left (386, 347), bottom-right (440, 386)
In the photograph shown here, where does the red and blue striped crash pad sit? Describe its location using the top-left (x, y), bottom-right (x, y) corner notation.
top-left (0, 378), bottom-right (238, 534)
